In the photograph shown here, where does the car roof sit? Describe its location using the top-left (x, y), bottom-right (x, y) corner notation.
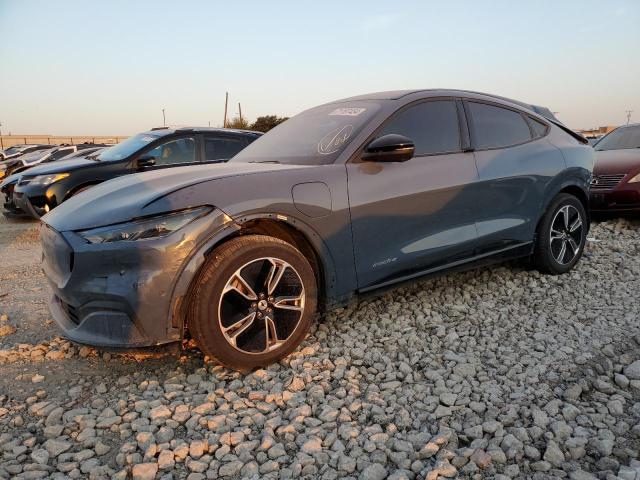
top-left (145, 127), bottom-right (263, 137)
top-left (331, 89), bottom-right (558, 121)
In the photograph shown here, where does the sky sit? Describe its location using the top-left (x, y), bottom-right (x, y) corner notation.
top-left (0, 0), bottom-right (638, 135)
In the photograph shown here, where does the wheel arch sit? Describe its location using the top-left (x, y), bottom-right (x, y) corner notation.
top-left (170, 212), bottom-right (337, 340)
top-left (536, 180), bottom-right (591, 238)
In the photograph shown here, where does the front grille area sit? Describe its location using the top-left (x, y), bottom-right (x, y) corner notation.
top-left (591, 174), bottom-right (626, 191)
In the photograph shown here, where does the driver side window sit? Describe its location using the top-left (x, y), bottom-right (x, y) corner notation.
top-left (380, 100), bottom-right (461, 156)
top-left (146, 137), bottom-right (196, 166)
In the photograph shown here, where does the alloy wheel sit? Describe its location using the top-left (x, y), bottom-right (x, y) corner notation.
top-left (549, 205), bottom-right (583, 265)
top-left (218, 257), bottom-right (305, 354)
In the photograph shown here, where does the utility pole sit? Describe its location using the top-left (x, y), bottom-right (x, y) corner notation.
top-left (223, 92), bottom-right (229, 128)
top-left (626, 110), bottom-right (634, 126)
top-left (162, 108), bottom-right (166, 126)
top-left (238, 103), bottom-right (243, 124)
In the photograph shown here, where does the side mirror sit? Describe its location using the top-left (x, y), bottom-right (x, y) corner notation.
top-left (361, 134), bottom-right (415, 162)
top-left (137, 155), bottom-right (156, 169)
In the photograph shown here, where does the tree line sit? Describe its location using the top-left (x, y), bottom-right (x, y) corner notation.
top-left (226, 115), bottom-right (288, 132)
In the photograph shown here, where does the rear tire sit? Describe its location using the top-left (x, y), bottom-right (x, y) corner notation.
top-left (534, 193), bottom-right (588, 274)
top-left (188, 235), bottom-right (317, 370)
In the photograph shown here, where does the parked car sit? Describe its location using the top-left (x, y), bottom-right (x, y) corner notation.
top-left (40, 89), bottom-right (593, 370)
top-left (1, 143), bottom-right (106, 180)
top-left (0, 144), bottom-right (52, 179)
top-left (0, 144), bottom-right (50, 162)
top-left (589, 123), bottom-right (640, 213)
top-left (12, 128), bottom-right (261, 218)
top-left (1, 146), bottom-right (108, 217)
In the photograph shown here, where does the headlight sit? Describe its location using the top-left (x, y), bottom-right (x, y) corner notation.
top-left (29, 173), bottom-right (70, 186)
top-left (78, 206), bottom-right (212, 244)
top-left (628, 173), bottom-right (640, 183)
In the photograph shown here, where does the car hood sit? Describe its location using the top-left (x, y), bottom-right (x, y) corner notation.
top-left (0, 172), bottom-right (20, 190)
top-left (594, 149), bottom-right (640, 175)
top-left (43, 162), bottom-right (310, 231)
top-left (21, 157), bottom-right (103, 177)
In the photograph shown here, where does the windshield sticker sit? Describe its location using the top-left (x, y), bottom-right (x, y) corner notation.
top-left (140, 136), bottom-right (156, 143)
top-left (318, 124), bottom-right (353, 155)
top-left (329, 107), bottom-right (366, 117)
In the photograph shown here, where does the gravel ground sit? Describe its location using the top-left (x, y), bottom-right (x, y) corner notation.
top-left (1, 213), bottom-right (640, 480)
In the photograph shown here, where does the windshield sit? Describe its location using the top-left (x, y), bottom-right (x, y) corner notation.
top-left (231, 101), bottom-right (382, 165)
top-left (4, 146), bottom-right (24, 155)
top-left (95, 133), bottom-right (161, 161)
top-left (595, 126), bottom-right (640, 151)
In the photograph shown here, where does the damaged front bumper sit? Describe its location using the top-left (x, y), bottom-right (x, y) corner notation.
top-left (41, 209), bottom-right (233, 348)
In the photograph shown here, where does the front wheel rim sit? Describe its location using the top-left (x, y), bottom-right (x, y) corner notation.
top-left (549, 205), bottom-right (583, 265)
top-left (218, 257), bottom-right (305, 354)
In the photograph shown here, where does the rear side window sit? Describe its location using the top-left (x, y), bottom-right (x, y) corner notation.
top-left (528, 117), bottom-right (548, 138)
top-left (469, 102), bottom-right (532, 149)
top-left (204, 136), bottom-right (247, 161)
top-left (380, 100), bottom-right (461, 155)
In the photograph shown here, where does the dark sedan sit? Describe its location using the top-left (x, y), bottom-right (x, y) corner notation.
top-left (11, 127), bottom-right (261, 218)
top-left (590, 123), bottom-right (640, 213)
top-left (40, 89), bottom-right (594, 370)
top-left (1, 146), bottom-right (107, 217)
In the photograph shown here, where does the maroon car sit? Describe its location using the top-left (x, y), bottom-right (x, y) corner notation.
top-left (590, 123), bottom-right (640, 213)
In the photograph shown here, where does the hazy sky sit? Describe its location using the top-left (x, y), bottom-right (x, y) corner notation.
top-left (1, 0), bottom-right (638, 135)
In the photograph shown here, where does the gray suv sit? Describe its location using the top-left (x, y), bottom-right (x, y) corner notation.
top-left (40, 89), bottom-right (594, 370)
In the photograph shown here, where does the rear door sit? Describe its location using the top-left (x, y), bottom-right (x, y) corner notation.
top-left (465, 100), bottom-right (565, 251)
top-left (346, 98), bottom-right (480, 290)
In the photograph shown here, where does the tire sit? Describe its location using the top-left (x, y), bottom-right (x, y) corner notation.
top-left (188, 235), bottom-right (317, 370)
top-left (534, 193), bottom-right (588, 274)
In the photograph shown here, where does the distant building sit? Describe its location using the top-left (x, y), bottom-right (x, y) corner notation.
top-left (578, 126), bottom-right (617, 138)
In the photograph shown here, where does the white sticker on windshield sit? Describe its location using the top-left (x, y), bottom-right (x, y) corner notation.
top-left (318, 125), bottom-right (353, 155)
top-left (329, 107), bottom-right (366, 117)
top-left (141, 136), bottom-right (156, 143)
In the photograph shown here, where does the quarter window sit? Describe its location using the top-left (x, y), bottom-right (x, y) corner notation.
top-left (204, 136), bottom-right (247, 161)
top-left (146, 137), bottom-right (196, 165)
top-left (529, 117), bottom-right (548, 138)
top-left (469, 102), bottom-right (532, 149)
top-left (380, 100), bottom-right (461, 155)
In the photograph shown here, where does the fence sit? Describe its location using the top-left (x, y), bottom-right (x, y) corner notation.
top-left (0, 135), bottom-right (128, 149)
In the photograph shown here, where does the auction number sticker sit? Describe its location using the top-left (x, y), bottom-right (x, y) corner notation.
top-left (329, 107), bottom-right (366, 116)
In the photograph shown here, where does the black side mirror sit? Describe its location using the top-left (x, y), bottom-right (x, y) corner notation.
top-left (361, 134), bottom-right (415, 162)
top-left (137, 155), bottom-right (156, 169)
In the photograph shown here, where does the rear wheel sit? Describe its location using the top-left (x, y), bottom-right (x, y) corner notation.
top-left (188, 235), bottom-right (317, 370)
top-left (534, 193), bottom-right (588, 274)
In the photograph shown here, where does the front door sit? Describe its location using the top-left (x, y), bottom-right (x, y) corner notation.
top-left (137, 135), bottom-right (199, 171)
top-left (346, 99), bottom-right (480, 290)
